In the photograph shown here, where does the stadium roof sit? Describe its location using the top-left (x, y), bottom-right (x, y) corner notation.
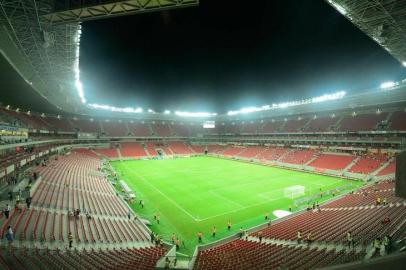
top-left (326, 0), bottom-right (406, 66)
top-left (0, 0), bottom-right (198, 114)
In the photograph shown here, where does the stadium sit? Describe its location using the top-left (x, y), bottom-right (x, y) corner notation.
top-left (0, 0), bottom-right (405, 269)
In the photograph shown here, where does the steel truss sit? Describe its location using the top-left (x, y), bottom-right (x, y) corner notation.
top-left (42, 0), bottom-right (199, 24)
top-left (326, 0), bottom-right (406, 65)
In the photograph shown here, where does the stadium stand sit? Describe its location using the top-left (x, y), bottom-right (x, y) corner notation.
top-left (260, 120), bottom-right (284, 133)
top-left (169, 142), bottom-right (193, 155)
top-left (43, 116), bottom-right (75, 132)
top-left (101, 121), bottom-right (129, 137)
top-left (338, 112), bottom-right (388, 132)
top-left (348, 154), bottom-right (388, 174)
top-left (282, 118), bottom-right (308, 132)
top-left (240, 121), bottom-right (260, 134)
top-left (389, 111), bottom-right (406, 130)
top-left (194, 180), bottom-right (405, 270)
top-left (222, 146), bottom-right (246, 156)
top-left (94, 147), bottom-right (119, 158)
top-left (128, 122), bottom-right (152, 136)
top-left (256, 147), bottom-right (290, 161)
top-left (280, 149), bottom-right (317, 165)
top-left (172, 123), bottom-right (191, 136)
top-left (377, 160), bottom-right (396, 176)
top-left (238, 146), bottom-right (264, 158)
top-left (309, 154), bottom-right (356, 170)
top-left (145, 143), bottom-right (158, 156)
top-left (152, 122), bottom-right (171, 137)
top-left (120, 142), bottom-right (148, 158)
top-left (305, 116), bottom-right (338, 132)
top-left (71, 119), bottom-right (100, 133)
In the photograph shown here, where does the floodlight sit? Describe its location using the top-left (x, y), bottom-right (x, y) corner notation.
top-left (402, 62), bottom-right (406, 67)
top-left (88, 103), bottom-right (142, 113)
top-left (164, 110), bottom-right (171, 115)
top-left (175, 111), bottom-right (217, 117)
top-left (380, 81), bottom-right (396, 89)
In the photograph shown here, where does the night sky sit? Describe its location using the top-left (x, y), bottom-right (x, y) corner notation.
top-left (80, 0), bottom-right (406, 113)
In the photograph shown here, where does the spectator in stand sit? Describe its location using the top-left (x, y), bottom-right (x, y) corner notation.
top-left (346, 231), bottom-right (354, 249)
top-left (25, 196), bottom-right (31, 209)
top-left (258, 231), bottom-right (263, 242)
top-left (127, 210), bottom-right (131, 220)
top-left (5, 226), bottom-right (13, 244)
top-left (306, 232), bottom-right (314, 245)
top-left (68, 232), bottom-right (73, 248)
top-left (383, 198), bottom-right (387, 205)
top-left (4, 204), bottom-right (10, 219)
top-left (373, 238), bottom-right (381, 255)
top-left (297, 230), bottom-right (303, 244)
top-left (239, 227), bottom-right (244, 238)
top-left (8, 191), bottom-right (13, 201)
top-left (384, 235), bottom-right (392, 254)
top-left (376, 197), bottom-right (381, 205)
top-left (382, 216), bottom-right (391, 225)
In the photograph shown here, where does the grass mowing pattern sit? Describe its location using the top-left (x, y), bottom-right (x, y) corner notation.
top-left (111, 156), bottom-right (363, 255)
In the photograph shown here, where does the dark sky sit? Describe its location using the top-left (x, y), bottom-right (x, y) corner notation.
top-left (80, 0), bottom-right (406, 113)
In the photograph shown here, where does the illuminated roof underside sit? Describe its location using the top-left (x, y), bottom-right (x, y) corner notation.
top-left (0, 0), bottom-right (199, 114)
top-left (326, 0), bottom-right (406, 65)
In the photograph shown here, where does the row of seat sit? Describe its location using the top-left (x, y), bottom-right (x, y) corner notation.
top-left (194, 180), bottom-right (405, 269)
top-left (0, 246), bottom-right (165, 270)
top-left (2, 106), bottom-right (405, 134)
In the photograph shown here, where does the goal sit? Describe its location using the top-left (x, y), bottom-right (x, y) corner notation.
top-left (284, 185), bottom-right (305, 199)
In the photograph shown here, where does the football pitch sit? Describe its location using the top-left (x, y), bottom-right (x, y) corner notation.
top-left (111, 156), bottom-right (363, 255)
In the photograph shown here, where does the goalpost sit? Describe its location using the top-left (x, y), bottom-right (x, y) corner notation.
top-left (284, 185), bottom-right (305, 199)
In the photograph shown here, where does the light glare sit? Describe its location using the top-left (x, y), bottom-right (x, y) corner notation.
top-left (380, 81), bottom-right (396, 89)
top-left (88, 103), bottom-right (143, 113)
top-left (175, 111), bottom-right (217, 117)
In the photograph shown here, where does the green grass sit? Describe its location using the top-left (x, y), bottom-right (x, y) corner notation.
top-left (111, 156), bottom-right (363, 255)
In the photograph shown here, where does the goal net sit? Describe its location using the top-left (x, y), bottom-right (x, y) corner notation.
top-left (284, 185), bottom-right (305, 199)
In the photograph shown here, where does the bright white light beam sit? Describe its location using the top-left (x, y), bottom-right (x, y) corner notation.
top-left (175, 111), bottom-right (217, 117)
top-left (88, 103), bottom-right (143, 113)
top-left (380, 81), bottom-right (396, 89)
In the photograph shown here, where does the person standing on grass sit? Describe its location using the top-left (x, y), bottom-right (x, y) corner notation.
top-left (175, 239), bottom-right (180, 251)
top-left (140, 200), bottom-right (144, 208)
top-left (156, 214), bottom-right (160, 224)
top-left (239, 227), bottom-right (244, 238)
top-left (197, 232), bottom-right (203, 243)
top-left (212, 226), bottom-right (216, 238)
top-left (68, 232), bottom-right (73, 248)
top-left (171, 233), bottom-right (176, 244)
top-left (150, 232), bottom-right (155, 243)
top-left (227, 221), bottom-right (231, 231)
top-left (264, 212), bottom-right (269, 220)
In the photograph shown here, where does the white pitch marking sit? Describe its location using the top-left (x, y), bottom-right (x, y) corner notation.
top-left (129, 168), bottom-right (199, 221)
